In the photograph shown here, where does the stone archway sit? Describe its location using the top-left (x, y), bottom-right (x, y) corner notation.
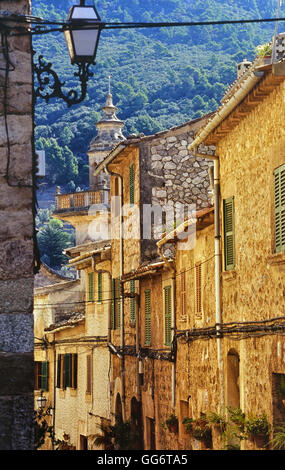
top-left (115, 393), bottom-right (123, 424)
top-left (227, 348), bottom-right (240, 409)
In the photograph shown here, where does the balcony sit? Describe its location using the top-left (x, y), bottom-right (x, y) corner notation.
top-left (54, 189), bottom-right (110, 214)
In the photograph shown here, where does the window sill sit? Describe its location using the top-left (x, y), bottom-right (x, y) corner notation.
top-left (222, 270), bottom-right (237, 281)
top-left (267, 252), bottom-right (285, 266)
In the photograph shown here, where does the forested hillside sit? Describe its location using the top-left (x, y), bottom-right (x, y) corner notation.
top-left (32, 0), bottom-right (284, 189)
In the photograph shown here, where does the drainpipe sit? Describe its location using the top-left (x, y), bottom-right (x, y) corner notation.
top-left (91, 259), bottom-right (112, 343)
top-left (193, 152), bottom-right (224, 412)
top-left (157, 245), bottom-right (176, 411)
top-left (104, 166), bottom-right (126, 420)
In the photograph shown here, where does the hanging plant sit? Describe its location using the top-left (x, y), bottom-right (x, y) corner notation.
top-left (207, 411), bottom-right (227, 433)
top-left (165, 413), bottom-right (179, 433)
top-left (245, 413), bottom-right (270, 448)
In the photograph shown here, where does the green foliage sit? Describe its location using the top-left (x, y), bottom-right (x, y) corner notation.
top-left (91, 418), bottom-right (139, 450)
top-left (32, 0), bottom-right (284, 189)
top-left (37, 218), bottom-right (72, 269)
top-left (245, 413), bottom-right (270, 436)
top-left (270, 426), bottom-right (285, 450)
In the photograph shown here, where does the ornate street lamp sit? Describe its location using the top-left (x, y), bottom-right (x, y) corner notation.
top-left (36, 390), bottom-right (47, 410)
top-left (34, 1), bottom-right (103, 107)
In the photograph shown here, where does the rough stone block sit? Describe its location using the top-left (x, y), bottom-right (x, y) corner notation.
top-left (0, 352), bottom-right (34, 396)
top-left (0, 51), bottom-right (32, 85)
top-left (0, 83), bottom-right (32, 114)
top-left (0, 239), bottom-right (34, 279)
top-left (0, 180), bottom-right (33, 210)
top-left (0, 314), bottom-right (33, 353)
top-left (0, 277), bottom-right (34, 313)
top-left (0, 143), bottom-right (33, 185)
top-left (0, 209), bottom-right (33, 241)
top-left (0, 115), bottom-right (33, 147)
top-left (0, 394), bottom-right (34, 450)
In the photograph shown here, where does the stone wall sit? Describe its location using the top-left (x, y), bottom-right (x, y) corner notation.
top-left (0, 1), bottom-right (34, 449)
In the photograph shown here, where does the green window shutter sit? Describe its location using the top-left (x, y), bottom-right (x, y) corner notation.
top-left (56, 355), bottom-right (61, 388)
top-left (98, 272), bottom-right (103, 302)
top-left (88, 272), bottom-right (94, 301)
top-left (63, 354), bottom-right (71, 388)
top-left (130, 280), bottom-right (136, 324)
top-left (274, 165), bottom-right (285, 253)
top-left (164, 286), bottom-right (172, 346)
top-left (145, 289), bottom-right (151, 346)
top-left (129, 164), bottom-right (134, 205)
top-left (116, 277), bottom-right (121, 329)
top-left (111, 278), bottom-right (116, 330)
top-left (73, 354), bottom-right (78, 389)
top-left (41, 361), bottom-right (49, 392)
top-left (224, 197), bottom-right (235, 270)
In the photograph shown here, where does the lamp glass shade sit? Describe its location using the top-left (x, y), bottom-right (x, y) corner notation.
top-left (64, 5), bottom-right (102, 64)
top-left (37, 394), bottom-right (47, 410)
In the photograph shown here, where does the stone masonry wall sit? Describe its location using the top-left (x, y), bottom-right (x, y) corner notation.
top-left (0, 1), bottom-right (34, 449)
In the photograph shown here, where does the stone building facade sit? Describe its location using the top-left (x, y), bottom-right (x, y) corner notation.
top-left (186, 52), bottom-right (285, 449)
top-left (93, 116), bottom-right (214, 449)
top-left (0, 1), bottom-right (35, 450)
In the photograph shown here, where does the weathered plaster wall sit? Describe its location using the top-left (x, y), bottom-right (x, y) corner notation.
top-left (0, 0), bottom-right (34, 450)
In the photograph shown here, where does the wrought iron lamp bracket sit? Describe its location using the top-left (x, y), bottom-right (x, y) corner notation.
top-left (33, 53), bottom-right (94, 107)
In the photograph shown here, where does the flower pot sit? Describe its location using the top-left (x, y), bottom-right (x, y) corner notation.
top-left (253, 433), bottom-right (268, 449)
top-left (168, 422), bottom-right (178, 433)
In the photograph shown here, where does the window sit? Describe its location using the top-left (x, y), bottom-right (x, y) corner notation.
top-left (86, 355), bottom-right (92, 394)
top-left (224, 197), bottom-right (235, 270)
top-left (129, 164), bottom-right (134, 205)
top-left (144, 289), bottom-right (151, 346)
top-left (111, 277), bottom-right (121, 329)
top-left (56, 353), bottom-right (77, 389)
top-left (274, 164), bottom-right (285, 253)
top-left (88, 272), bottom-right (94, 301)
top-left (181, 270), bottom-right (186, 319)
top-left (97, 272), bottom-right (103, 302)
top-left (35, 361), bottom-right (49, 391)
top-left (130, 279), bottom-right (136, 324)
top-left (164, 285), bottom-right (172, 346)
top-left (195, 263), bottom-right (202, 318)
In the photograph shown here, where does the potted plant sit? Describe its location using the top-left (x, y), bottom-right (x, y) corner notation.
top-left (245, 413), bottom-right (270, 448)
top-left (255, 42), bottom-right (272, 64)
top-left (165, 413), bottom-right (178, 433)
top-left (182, 417), bottom-right (194, 434)
top-left (192, 416), bottom-right (212, 448)
top-left (207, 411), bottom-right (227, 434)
top-left (270, 425), bottom-right (285, 450)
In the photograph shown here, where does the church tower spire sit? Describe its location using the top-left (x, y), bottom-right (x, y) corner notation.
top-left (88, 78), bottom-right (125, 190)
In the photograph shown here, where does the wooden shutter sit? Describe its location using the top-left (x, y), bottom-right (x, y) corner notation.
top-left (86, 355), bottom-right (92, 393)
top-left (274, 165), bottom-right (285, 253)
top-left (72, 354), bottom-right (78, 389)
top-left (181, 270), bottom-right (186, 319)
top-left (130, 280), bottom-right (136, 324)
top-left (98, 272), bottom-right (103, 302)
top-left (63, 354), bottom-right (71, 389)
top-left (116, 277), bottom-right (121, 329)
top-left (111, 278), bottom-right (116, 330)
top-left (145, 289), bottom-right (151, 346)
top-left (56, 354), bottom-right (62, 388)
top-left (41, 361), bottom-right (49, 392)
top-left (129, 164), bottom-right (134, 204)
top-left (195, 263), bottom-right (202, 317)
top-left (35, 362), bottom-right (40, 390)
top-left (224, 197), bottom-right (235, 270)
top-left (164, 286), bottom-right (172, 346)
top-left (88, 272), bottom-right (94, 301)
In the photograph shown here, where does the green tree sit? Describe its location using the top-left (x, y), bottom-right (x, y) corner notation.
top-left (37, 219), bottom-right (72, 269)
